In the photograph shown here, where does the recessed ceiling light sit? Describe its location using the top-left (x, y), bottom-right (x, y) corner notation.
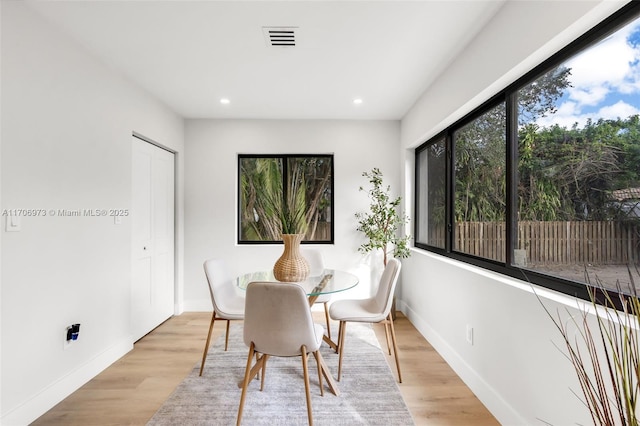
top-left (353, 98), bottom-right (363, 105)
top-left (220, 98), bottom-right (230, 105)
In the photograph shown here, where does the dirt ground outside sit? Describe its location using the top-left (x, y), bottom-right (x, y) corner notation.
top-left (530, 263), bottom-right (640, 294)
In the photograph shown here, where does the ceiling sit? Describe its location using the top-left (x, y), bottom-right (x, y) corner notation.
top-left (26, 1), bottom-right (507, 120)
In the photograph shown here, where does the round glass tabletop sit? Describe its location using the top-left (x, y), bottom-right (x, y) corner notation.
top-left (236, 269), bottom-right (359, 296)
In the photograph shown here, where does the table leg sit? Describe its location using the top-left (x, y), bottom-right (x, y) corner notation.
top-left (308, 296), bottom-right (338, 351)
top-left (307, 295), bottom-right (340, 395)
top-left (236, 354), bottom-right (265, 388)
top-left (322, 335), bottom-right (338, 352)
top-left (317, 351), bottom-right (340, 396)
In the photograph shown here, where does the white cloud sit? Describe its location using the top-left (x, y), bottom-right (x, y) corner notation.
top-left (565, 27), bottom-right (637, 94)
top-left (556, 100), bottom-right (579, 117)
top-left (536, 19), bottom-right (640, 129)
top-left (569, 86), bottom-right (609, 106)
top-left (537, 100), bottom-right (640, 129)
top-left (618, 65), bottom-right (640, 94)
top-left (537, 101), bottom-right (581, 128)
top-left (598, 100), bottom-right (640, 119)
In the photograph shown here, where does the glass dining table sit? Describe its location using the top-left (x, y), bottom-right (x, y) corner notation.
top-left (235, 268), bottom-right (359, 396)
top-left (235, 268), bottom-right (359, 305)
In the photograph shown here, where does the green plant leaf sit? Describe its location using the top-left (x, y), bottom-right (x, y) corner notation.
top-left (355, 168), bottom-right (411, 266)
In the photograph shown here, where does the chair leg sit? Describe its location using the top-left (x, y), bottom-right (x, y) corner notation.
top-left (224, 320), bottom-right (231, 351)
top-left (387, 313), bottom-right (402, 383)
top-left (254, 351), bottom-right (262, 381)
top-left (199, 311), bottom-right (217, 376)
top-left (260, 355), bottom-right (269, 391)
top-left (300, 346), bottom-right (313, 426)
top-left (312, 350), bottom-right (324, 396)
top-left (323, 302), bottom-right (331, 339)
top-left (236, 342), bottom-right (256, 426)
top-left (335, 321), bottom-right (344, 354)
top-left (383, 321), bottom-right (392, 355)
top-left (337, 321), bottom-right (347, 381)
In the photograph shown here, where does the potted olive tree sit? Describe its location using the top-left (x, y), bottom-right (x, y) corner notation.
top-left (355, 168), bottom-right (411, 316)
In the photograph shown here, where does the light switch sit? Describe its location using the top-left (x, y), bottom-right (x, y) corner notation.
top-left (6, 215), bottom-right (21, 232)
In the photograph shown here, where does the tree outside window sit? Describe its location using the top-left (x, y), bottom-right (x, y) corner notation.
top-left (238, 155), bottom-right (333, 243)
top-left (453, 103), bottom-right (506, 262)
top-left (415, 5), bottom-right (640, 299)
top-left (515, 21), bottom-right (640, 291)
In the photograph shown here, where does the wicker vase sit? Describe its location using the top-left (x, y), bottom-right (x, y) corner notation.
top-left (273, 233), bottom-right (310, 282)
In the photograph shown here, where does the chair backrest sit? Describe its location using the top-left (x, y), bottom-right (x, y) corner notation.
top-left (244, 281), bottom-right (321, 356)
top-left (203, 258), bottom-right (234, 314)
top-left (373, 258), bottom-right (402, 316)
top-left (302, 249), bottom-right (325, 276)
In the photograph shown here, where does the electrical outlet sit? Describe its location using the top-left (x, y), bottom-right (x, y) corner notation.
top-left (466, 324), bottom-right (474, 345)
top-left (64, 324), bottom-right (81, 350)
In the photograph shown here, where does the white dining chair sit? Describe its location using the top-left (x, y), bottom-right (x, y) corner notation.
top-left (329, 258), bottom-right (402, 383)
top-left (302, 249), bottom-right (332, 339)
top-left (237, 281), bottom-right (326, 426)
top-left (199, 258), bottom-right (245, 376)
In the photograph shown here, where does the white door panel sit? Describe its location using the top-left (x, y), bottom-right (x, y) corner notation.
top-left (132, 136), bottom-right (175, 341)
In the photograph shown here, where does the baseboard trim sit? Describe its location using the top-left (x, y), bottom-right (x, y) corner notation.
top-left (396, 299), bottom-right (526, 426)
top-left (1, 337), bottom-right (133, 426)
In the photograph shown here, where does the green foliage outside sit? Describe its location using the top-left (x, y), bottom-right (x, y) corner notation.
top-left (451, 64), bottom-right (640, 223)
top-left (240, 157), bottom-right (332, 241)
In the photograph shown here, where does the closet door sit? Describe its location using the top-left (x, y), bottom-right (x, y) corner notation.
top-left (131, 136), bottom-right (175, 341)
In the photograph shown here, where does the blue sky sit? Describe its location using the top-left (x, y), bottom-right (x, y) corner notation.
top-left (537, 16), bottom-right (640, 129)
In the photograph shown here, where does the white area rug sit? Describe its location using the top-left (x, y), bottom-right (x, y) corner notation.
top-left (147, 322), bottom-right (414, 425)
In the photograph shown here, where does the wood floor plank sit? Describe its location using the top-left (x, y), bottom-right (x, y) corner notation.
top-left (32, 312), bottom-right (498, 426)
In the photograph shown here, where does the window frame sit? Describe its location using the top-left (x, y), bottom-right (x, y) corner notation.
top-left (237, 153), bottom-right (335, 245)
top-left (414, 1), bottom-right (640, 303)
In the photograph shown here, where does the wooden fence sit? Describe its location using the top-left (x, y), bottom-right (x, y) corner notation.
top-left (431, 221), bottom-right (639, 265)
top-left (306, 222), bottom-right (331, 242)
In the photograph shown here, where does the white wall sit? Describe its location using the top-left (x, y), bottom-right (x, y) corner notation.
top-left (184, 119), bottom-right (400, 310)
top-left (1, 0), bottom-right (629, 424)
top-left (0, 3), bottom-right (184, 424)
top-left (399, 1), bottom-right (630, 425)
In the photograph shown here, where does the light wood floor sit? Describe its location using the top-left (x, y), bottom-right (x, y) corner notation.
top-left (32, 312), bottom-right (499, 426)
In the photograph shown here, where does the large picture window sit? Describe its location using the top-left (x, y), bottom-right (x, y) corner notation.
top-left (415, 2), bottom-right (640, 300)
top-left (238, 154), bottom-right (333, 244)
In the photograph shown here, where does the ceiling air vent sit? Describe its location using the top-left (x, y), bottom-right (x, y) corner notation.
top-left (262, 27), bottom-right (297, 47)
